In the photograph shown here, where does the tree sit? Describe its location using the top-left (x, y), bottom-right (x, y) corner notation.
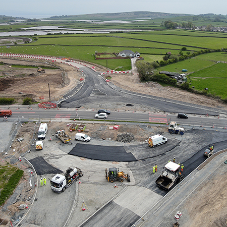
top-left (163, 20), bottom-right (178, 29)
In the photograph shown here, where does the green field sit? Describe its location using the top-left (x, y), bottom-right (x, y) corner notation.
top-left (188, 63), bottom-right (227, 99)
top-left (0, 24), bottom-right (227, 99)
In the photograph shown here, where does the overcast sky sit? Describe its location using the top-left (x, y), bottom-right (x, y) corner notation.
top-left (1, 0), bottom-right (227, 18)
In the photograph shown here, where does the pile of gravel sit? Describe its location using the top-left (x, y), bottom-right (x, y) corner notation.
top-left (116, 133), bottom-right (134, 143)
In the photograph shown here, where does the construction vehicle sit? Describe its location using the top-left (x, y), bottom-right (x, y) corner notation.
top-left (105, 167), bottom-right (130, 183)
top-left (148, 134), bottom-right (167, 147)
top-left (55, 130), bottom-right (71, 143)
top-left (50, 167), bottom-right (83, 192)
top-left (37, 67), bottom-right (45, 73)
top-left (204, 144), bottom-right (214, 157)
top-left (156, 161), bottom-right (183, 190)
top-left (69, 123), bottom-right (86, 132)
top-left (168, 121), bottom-right (184, 135)
top-left (35, 141), bottom-right (43, 150)
top-left (38, 123), bottom-right (48, 140)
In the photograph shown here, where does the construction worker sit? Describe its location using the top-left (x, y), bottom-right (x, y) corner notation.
top-left (173, 157), bottom-right (176, 163)
top-left (40, 178), bottom-right (43, 187)
top-left (155, 164), bottom-right (157, 172)
top-left (153, 166), bottom-right (155, 174)
top-left (43, 177), bottom-right (46, 186)
top-left (210, 145), bottom-right (214, 151)
top-left (181, 164), bottom-right (184, 172)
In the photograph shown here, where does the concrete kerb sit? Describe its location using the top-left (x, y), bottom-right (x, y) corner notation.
top-left (62, 182), bottom-right (79, 227)
top-left (15, 157), bottom-right (38, 227)
top-left (132, 147), bottom-right (227, 227)
top-left (78, 185), bottom-right (128, 227)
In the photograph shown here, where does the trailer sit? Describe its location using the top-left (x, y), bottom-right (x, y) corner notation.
top-left (55, 130), bottom-right (71, 143)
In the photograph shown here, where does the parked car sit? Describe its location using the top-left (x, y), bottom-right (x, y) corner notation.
top-left (75, 133), bottom-right (91, 142)
top-left (95, 113), bottom-right (108, 119)
top-left (98, 109), bottom-right (111, 115)
top-left (177, 113), bottom-right (188, 119)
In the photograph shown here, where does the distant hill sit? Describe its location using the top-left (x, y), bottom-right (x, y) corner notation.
top-left (48, 11), bottom-right (192, 20)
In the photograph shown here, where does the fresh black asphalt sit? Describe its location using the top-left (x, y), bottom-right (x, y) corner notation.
top-left (29, 156), bottom-right (63, 175)
top-left (69, 143), bottom-right (137, 162)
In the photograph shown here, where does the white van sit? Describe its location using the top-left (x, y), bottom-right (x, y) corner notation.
top-left (75, 133), bottom-right (91, 142)
top-left (148, 134), bottom-right (167, 147)
top-left (38, 123), bottom-right (48, 140)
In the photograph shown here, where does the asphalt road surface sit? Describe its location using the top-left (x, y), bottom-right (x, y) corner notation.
top-left (60, 65), bottom-right (225, 117)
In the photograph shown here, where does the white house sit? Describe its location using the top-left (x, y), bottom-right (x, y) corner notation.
top-left (118, 50), bottom-right (140, 58)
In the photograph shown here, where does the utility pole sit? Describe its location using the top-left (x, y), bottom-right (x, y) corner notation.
top-left (48, 83), bottom-right (50, 101)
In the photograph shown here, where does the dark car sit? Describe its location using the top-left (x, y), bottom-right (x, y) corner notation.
top-left (98, 109), bottom-right (111, 115)
top-left (177, 113), bottom-right (188, 119)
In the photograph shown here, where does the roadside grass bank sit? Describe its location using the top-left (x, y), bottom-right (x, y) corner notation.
top-left (0, 166), bottom-right (24, 206)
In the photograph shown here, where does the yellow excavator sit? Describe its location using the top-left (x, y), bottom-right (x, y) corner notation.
top-left (105, 167), bottom-right (130, 183)
top-left (37, 67), bottom-right (45, 73)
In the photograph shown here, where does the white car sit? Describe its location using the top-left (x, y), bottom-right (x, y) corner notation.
top-left (95, 113), bottom-right (107, 119)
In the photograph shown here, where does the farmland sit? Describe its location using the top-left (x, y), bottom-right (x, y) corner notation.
top-left (0, 19), bottom-right (227, 99)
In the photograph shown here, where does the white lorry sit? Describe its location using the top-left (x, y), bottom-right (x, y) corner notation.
top-left (168, 121), bottom-right (184, 135)
top-left (35, 141), bottom-right (43, 150)
top-left (148, 134), bottom-right (167, 147)
top-left (50, 167), bottom-right (83, 192)
top-left (38, 123), bottom-right (48, 140)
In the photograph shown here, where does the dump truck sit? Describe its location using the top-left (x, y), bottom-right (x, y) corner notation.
top-left (105, 167), bottom-right (130, 183)
top-left (148, 134), bottom-right (167, 147)
top-left (50, 167), bottom-right (83, 192)
top-left (156, 161), bottom-right (183, 190)
top-left (168, 121), bottom-right (184, 135)
top-left (35, 141), bottom-right (43, 150)
top-left (37, 67), bottom-right (45, 73)
top-left (55, 130), bottom-right (71, 143)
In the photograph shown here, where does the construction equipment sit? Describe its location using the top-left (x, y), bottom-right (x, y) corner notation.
top-left (69, 123), bottom-right (86, 132)
top-left (37, 67), bottom-right (45, 73)
top-left (35, 141), bottom-right (43, 150)
top-left (55, 130), bottom-right (71, 143)
top-left (148, 134), bottom-right (167, 147)
top-left (204, 144), bottom-right (214, 157)
top-left (168, 121), bottom-right (184, 135)
top-left (156, 161), bottom-right (183, 190)
top-left (50, 167), bottom-right (83, 192)
top-left (105, 167), bottom-right (130, 183)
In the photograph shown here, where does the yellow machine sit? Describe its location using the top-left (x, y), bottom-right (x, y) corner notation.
top-left (105, 167), bottom-right (130, 183)
top-left (37, 67), bottom-right (45, 73)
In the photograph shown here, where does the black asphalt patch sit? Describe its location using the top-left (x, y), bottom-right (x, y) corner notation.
top-left (69, 144), bottom-right (137, 162)
top-left (29, 156), bottom-right (63, 175)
